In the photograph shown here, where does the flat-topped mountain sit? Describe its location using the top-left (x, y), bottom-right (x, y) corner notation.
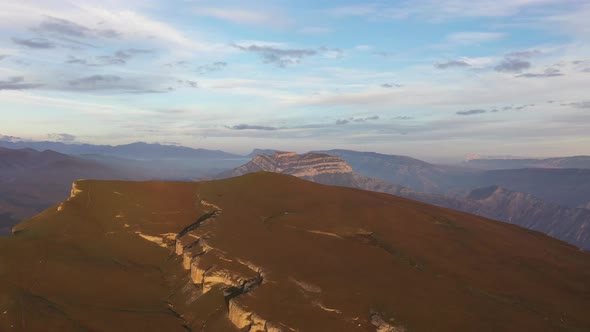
top-left (224, 152), bottom-right (353, 178)
top-left (2, 173), bottom-right (590, 331)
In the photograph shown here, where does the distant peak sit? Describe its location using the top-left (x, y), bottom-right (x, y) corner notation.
top-left (467, 185), bottom-right (502, 200)
top-left (237, 152), bottom-right (353, 177)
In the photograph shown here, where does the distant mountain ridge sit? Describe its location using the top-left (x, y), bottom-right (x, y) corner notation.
top-left (313, 149), bottom-right (476, 193)
top-left (0, 141), bottom-right (241, 160)
top-left (0, 147), bottom-right (130, 235)
top-left (464, 155), bottom-right (590, 170)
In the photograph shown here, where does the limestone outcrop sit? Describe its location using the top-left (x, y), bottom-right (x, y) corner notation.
top-left (228, 152), bottom-right (353, 178)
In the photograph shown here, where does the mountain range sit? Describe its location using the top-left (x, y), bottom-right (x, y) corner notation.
top-left (1, 142), bottom-right (589, 250)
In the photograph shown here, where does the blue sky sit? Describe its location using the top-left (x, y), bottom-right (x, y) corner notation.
top-left (0, 0), bottom-right (589, 161)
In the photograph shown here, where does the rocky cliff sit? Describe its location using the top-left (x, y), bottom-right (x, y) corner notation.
top-left (462, 186), bottom-right (590, 249)
top-left (226, 152), bottom-right (353, 178)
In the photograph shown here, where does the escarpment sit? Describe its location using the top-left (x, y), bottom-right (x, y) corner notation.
top-left (227, 152), bottom-right (353, 178)
top-left (168, 198), bottom-right (289, 331)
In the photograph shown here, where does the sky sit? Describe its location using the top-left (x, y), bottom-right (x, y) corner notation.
top-left (0, 0), bottom-right (589, 161)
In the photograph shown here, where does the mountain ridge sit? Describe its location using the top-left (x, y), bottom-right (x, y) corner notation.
top-left (3, 174), bottom-right (590, 331)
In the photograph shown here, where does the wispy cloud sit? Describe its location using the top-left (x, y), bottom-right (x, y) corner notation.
top-left (12, 37), bottom-right (56, 49)
top-left (196, 61), bottom-right (227, 74)
top-left (562, 101), bottom-right (590, 109)
top-left (456, 109), bottom-right (487, 115)
top-left (35, 16), bottom-right (120, 39)
top-left (517, 68), bottom-right (564, 78)
top-left (193, 7), bottom-right (291, 28)
top-left (435, 60), bottom-right (471, 69)
top-left (47, 133), bottom-right (76, 142)
top-left (494, 58), bottom-right (531, 72)
top-left (228, 124), bottom-right (278, 131)
top-left (328, 0), bottom-right (569, 21)
top-left (446, 32), bottom-right (505, 45)
top-left (66, 49), bottom-right (153, 66)
top-left (233, 43), bottom-right (317, 67)
top-left (66, 74), bottom-right (165, 94)
top-left (0, 76), bottom-right (43, 90)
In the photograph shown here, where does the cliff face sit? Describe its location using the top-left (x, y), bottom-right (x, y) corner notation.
top-left (462, 186), bottom-right (590, 249)
top-left (3, 174), bottom-right (590, 331)
top-left (228, 152), bottom-right (353, 178)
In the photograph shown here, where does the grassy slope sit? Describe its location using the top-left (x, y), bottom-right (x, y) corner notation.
top-left (0, 172), bottom-right (588, 331)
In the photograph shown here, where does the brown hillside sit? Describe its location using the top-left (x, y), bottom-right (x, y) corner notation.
top-left (1, 172), bottom-right (589, 331)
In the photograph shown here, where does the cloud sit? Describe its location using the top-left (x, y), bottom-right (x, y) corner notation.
top-left (176, 79), bottom-right (198, 88)
top-left (11, 37), bottom-right (56, 49)
top-left (394, 116), bottom-right (413, 120)
top-left (329, 0), bottom-right (568, 21)
top-left (563, 101), bottom-right (590, 109)
top-left (65, 48), bottom-right (153, 66)
top-left (319, 46), bottom-right (345, 59)
top-left (0, 55), bottom-right (8, 61)
top-left (66, 74), bottom-right (164, 93)
top-left (435, 60), bottom-right (471, 69)
top-left (193, 7), bottom-right (291, 27)
top-left (494, 58), bottom-right (531, 72)
top-left (329, 4), bottom-right (377, 17)
top-left (0, 76), bottom-right (43, 90)
top-left (233, 44), bottom-right (317, 67)
top-left (336, 116), bottom-right (380, 124)
top-left (36, 16), bottom-right (120, 39)
top-left (445, 32), bottom-right (505, 45)
top-left (381, 83), bottom-right (402, 88)
top-left (456, 109), bottom-right (487, 115)
top-left (352, 115), bottom-right (380, 122)
top-left (299, 26), bottom-right (332, 34)
top-left (506, 50), bottom-right (541, 58)
top-left (0, 134), bottom-right (22, 142)
top-left (228, 124), bottom-right (278, 131)
top-left (517, 68), bottom-right (564, 78)
top-left (47, 133), bottom-right (76, 142)
top-left (195, 61), bottom-right (227, 74)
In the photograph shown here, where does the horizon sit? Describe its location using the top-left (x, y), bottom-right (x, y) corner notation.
top-left (1, 0), bottom-right (589, 160)
top-left (2, 135), bottom-right (589, 164)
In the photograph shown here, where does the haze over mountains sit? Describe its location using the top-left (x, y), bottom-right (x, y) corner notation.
top-left (1, 141), bottom-right (589, 251)
top-left (2, 174), bottom-right (589, 331)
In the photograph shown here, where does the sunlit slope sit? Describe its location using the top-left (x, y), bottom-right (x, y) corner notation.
top-left (1, 172), bottom-right (589, 331)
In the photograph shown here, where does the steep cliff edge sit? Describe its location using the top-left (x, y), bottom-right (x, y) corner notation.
top-left (224, 152), bottom-right (353, 178)
top-left (1, 174), bottom-right (590, 331)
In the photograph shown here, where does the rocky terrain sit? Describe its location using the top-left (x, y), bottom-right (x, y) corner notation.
top-left (223, 152), bottom-right (590, 250)
top-left (226, 152), bottom-right (353, 178)
top-left (462, 186), bottom-right (590, 249)
top-left (1, 173), bottom-right (589, 331)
